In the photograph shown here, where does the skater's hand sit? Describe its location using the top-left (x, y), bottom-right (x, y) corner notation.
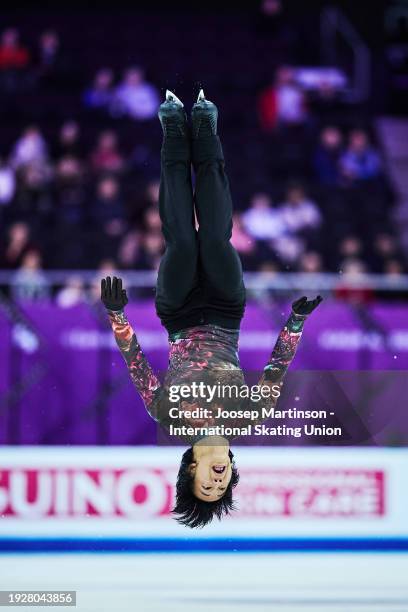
top-left (292, 295), bottom-right (323, 317)
top-left (101, 276), bottom-right (128, 311)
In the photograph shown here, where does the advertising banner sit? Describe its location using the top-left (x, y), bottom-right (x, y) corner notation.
top-left (0, 447), bottom-right (407, 542)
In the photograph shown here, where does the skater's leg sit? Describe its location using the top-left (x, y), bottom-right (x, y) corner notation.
top-left (191, 92), bottom-right (246, 324)
top-left (155, 92), bottom-right (201, 326)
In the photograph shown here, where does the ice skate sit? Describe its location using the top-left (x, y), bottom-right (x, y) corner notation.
top-left (158, 89), bottom-right (187, 138)
top-left (191, 88), bottom-right (218, 138)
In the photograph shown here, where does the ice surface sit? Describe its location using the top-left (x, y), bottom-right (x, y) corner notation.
top-left (0, 552), bottom-right (408, 611)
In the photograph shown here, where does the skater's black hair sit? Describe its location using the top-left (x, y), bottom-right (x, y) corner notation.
top-left (172, 447), bottom-right (239, 529)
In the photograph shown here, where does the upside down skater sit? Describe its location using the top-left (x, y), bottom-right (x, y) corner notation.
top-left (101, 89), bottom-right (322, 528)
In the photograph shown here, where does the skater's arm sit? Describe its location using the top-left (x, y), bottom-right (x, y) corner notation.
top-left (107, 308), bottom-right (161, 411)
top-left (102, 277), bottom-right (162, 415)
top-left (255, 296), bottom-right (322, 412)
top-left (259, 311), bottom-right (307, 389)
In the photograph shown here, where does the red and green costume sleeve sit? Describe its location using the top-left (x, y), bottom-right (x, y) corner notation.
top-left (244, 311), bottom-right (307, 428)
top-left (261, 311), bottom-right (306, 385)
top-left (107, 309), bottom-right (162, 417)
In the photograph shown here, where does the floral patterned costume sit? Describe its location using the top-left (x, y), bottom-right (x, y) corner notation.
top-left (108, 309), bottom-right (307, 442)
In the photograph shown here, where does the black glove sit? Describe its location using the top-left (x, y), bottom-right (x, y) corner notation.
top-left (292, 295), bottom-right (323, 317)
top-left (101, 276), bottom-right (128, 311)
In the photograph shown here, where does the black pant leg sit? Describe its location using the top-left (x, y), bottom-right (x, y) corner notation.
top-left (192, 136), bottom-right (246, 325)
top-left (155, 138), bottom-right (202, 328)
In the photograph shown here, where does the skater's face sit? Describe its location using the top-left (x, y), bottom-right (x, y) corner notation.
top-left (189, 444), bottom-right (232, 502)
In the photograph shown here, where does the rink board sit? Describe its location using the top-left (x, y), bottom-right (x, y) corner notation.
top-left (0, 447), bottom-right (408, 550)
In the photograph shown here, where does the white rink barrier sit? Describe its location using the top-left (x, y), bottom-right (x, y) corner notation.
top-left (0, 446), bottom-right (407, 542)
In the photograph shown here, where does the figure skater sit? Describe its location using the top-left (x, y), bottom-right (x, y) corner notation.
top-left (101, 89), bottom-right (322, 528)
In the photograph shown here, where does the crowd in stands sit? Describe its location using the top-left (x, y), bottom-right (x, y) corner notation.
top-left (0, 5), bottom-right (406, 304)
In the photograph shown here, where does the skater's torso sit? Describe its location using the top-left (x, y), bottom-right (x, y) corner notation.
top-left (168, 324), bottom-right (240, 372)
top-left (108, 309), bottom-right (305, 444)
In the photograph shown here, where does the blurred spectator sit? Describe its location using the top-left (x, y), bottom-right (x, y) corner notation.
top-left (56, 276), bottom-right (86, 308)
top-left (0, 28), bottom-right (30, 70)
top-left (374, 233), bottom-right (399, 258)
top-left (118, 230), bottom-right (143, 269)
top-left (145, 179), bottom-right (160, 205)
top-left (0, 222), bottom-right (35, 269)
top-left (0, 159), bottom-right (16, 205)
top-left (110, 66), bottom-right (159, 120)
top-left (258, 66), bottom-right (307, 131)
top-left (272, 234), bottom-right (305, 266)
top-left (143, 206), bottom-right (161, 232)
top-left (54, 120), bottom-right (83, 159)
top-left (298, 251), bottom-right (324, 273)
top-left (242, 193), bottom-right (286, 240)
top-left (339, 129), bottom-right (382, 182)
top-left (91, 176), bottom-right (126, 237)
top-left (231, 213), bottom-right (256, 253)
top-left (10, 126), bottom-right (48, 170)
top-left (11, 249), bottom-right (50, 301)
top-left (55, 154), bottom-right (83, 183)
top-left (38, 30), bottom-right (59, 69)
top-left (279, 184), bottom-right (322, 234)
top-left (139, 232), bottom-right (164, 270)
top-left (126, 178), bottom-right (160, 226)
top-left (86, 176), bottom-right (127, 268)
top-left (369, 233), bottom-right (406, 273)
top-left (231, 213), bottom-right (261, 271)
top-left (373, 233), bottom-right (401, 261)
top-left (334, 236), bottom-right (366, 272)
top-left (340, 257), bottom-right (367, 276)
top-left (55, 155), bottom-right (87, 226)
top-left (335, 257), bottom-right (374, 304)
top-left (384, 259), bottom-right (405, 277)
top-left (240, 192), bottom-right (305, 268)
top-left (339, 235), bottom-right (364, 259)
top-left (314, 126), bottom-right (343, 185)
top-left (90, 130), bottom-right (124, 174)
top-left (83, 68), bottom-right (114, 111)
top-left (13, 161), bottom-right (53, 225)
top-left (35, 29), bottom-right (71, 90)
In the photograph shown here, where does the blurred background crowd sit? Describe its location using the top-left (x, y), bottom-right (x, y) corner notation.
top-left (0, 1), bottom-right (407, 303)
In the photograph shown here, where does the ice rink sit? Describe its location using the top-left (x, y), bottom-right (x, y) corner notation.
top-left (1, 552), bottom-right (408, 612)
